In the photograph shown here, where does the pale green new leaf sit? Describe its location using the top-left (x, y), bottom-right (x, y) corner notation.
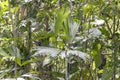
top-left (54, 8), bottom-right (70, 34)
top-left (21, 60), bottom-right (32, 66)
top-left (92, 50), bottom-right (102, 68)
top-left (15, 57), bottom-right (22, 66)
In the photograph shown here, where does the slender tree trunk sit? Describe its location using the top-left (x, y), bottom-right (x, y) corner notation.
top-left (25, 21), bottom-right (32, 73)
top-left (8, 0), bottom-right (17, 80)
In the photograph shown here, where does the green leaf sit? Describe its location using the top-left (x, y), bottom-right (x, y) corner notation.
top-left (99, 27), bottom-right (110, 37)
top-left (54, 8), bottom-right (70, 34)
top-left (21, 60), bottom-right (31, 66)
top-left (63, 19), bottom-right (69, 40)
top-left (82, 4), bottom-right (94, 14)
top-left (0, 48), bottom-right (9, 57)
top-left (15, 57), bottom-right (22, 66)
top-left (102, 68), bottom-right (112, 80)
top-left (50, 71), bottom-right (64, 78)
top-left (7, 46), bottom-right (21, 58)
top-left (92, 50), bottom-right (102, 68)
top-left (92, 43), bottom-right (102, 68)
top-left (32, 31), bottom-right (54, 40)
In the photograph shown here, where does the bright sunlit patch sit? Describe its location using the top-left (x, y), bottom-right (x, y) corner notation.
top-left (68, 0), bottom-right (75, 2)
top-left (61, 50), bottom-right (87, 61)
top-left (91, 19), bottom-right (105, 26)
top-left (25, 0), bottom-right (32, 3)
top-left (88, 28), bottom-right (102, 38)
top-left (4, 78), bottom-right (25, 80)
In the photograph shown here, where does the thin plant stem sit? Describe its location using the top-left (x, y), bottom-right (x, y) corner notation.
top-left (112, 15), bottom-right (116, 80)
top-left (113, 44), bottom-right (117, 80)
top-left (69, 0), bottom-right (72, 17)
top-left (59, 0), bottom-right (62, 8)
top-left (112, 1), bottom-right (118, 77)
top-left (8, 0), bottom-right (17, 80)
top-left (65, 50), bottom-right (69, 80)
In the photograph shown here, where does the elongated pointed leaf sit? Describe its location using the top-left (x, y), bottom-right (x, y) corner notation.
top-left (61, 50), bottom-right (88, 61)
top-left (87, 28), bottom-right (102, 38)
top-left (33, 47), bottom-right (61, 57)
top-left (0, 48), bottom-right (9, 57)
top-left (92, 50), bottom-right (102, 68)
top-left (69, 21), bottom-right (79, 42)
top-left (4, 78), bottom-right (25, 80)
top-left (34, 47), bottom-right (88, 61)
top-left (21, 73), bottom-right (41, 80)
top-left (54, 8), bottom-right (70, 34)
top-left (15, 57), bottom-right (22, 66)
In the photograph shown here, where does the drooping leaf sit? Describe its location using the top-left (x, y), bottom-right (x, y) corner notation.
top-left (21, 73), bottom-right (41, 80)
top-left (33, 47), bottom-right (61, 57)
top-left (34, 47), bottom-right (88, 61)
top-left (61, 50), bottom-right (88, 61)
top-left (87, 28), bottom-right (102, 38)
top-left (43, 57), bottom-right (51, 66)
top-left (4, 78), bottom-right (25, 80)
top-left (91, 19), bottom-right (105, 26)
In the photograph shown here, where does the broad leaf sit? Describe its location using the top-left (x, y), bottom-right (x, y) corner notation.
top-left (61, 50), bottom-right (88, 61)
top-left (21, 73), bottom-right (41, 80)
top-left (92, 50), bottom-right (102, 68)
top-left (34, 47), bottom-right (87, 61)
top-left (4, 78), bottom-right (25, 80)
top-left (87, 28), bottom-right (102, 38)
top-left (68, 21), bottom-right (79, 42)
top-left (33, 47), bottom-right (61, 57)
top-left (92, 43), bottom-right (102, 68)
top-left (91, 19), bottom-right (105, 26)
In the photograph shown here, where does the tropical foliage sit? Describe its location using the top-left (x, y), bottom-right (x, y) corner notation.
top-left (0, 0), bottom-right (120, 80)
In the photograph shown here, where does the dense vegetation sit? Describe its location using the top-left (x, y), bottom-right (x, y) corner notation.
top-left (0, 0), bottom-right (120, 80)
